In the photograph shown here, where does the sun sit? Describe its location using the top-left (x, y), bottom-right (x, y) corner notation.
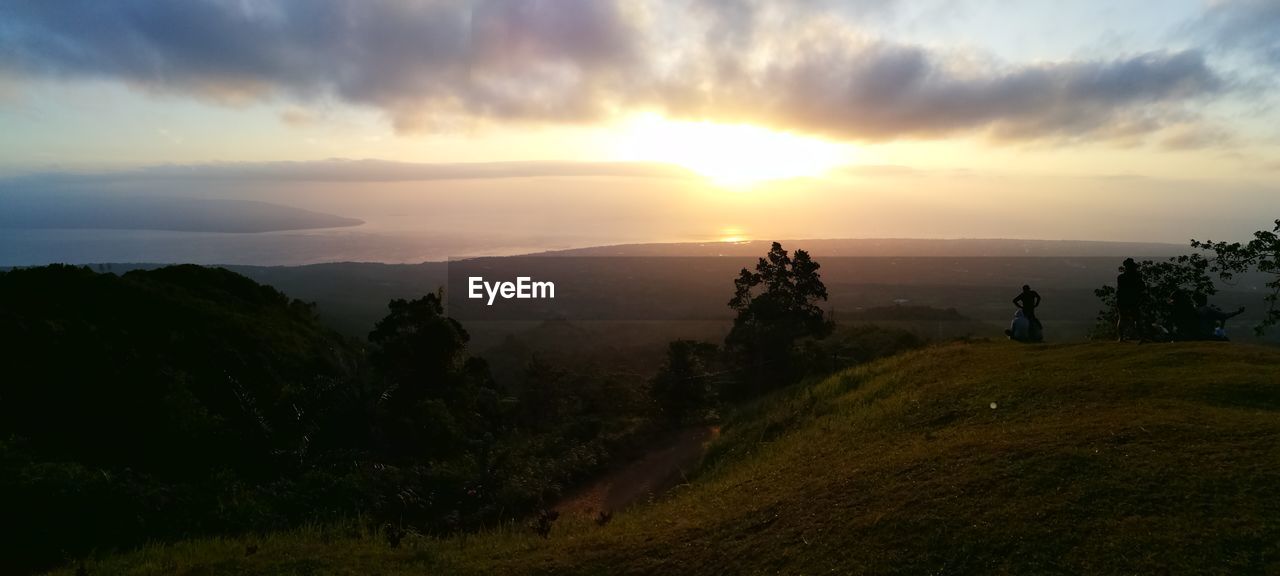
top-left (618, 113), bottom-right (852, 188)
top-left (719, 227), bottom-right (749, 243)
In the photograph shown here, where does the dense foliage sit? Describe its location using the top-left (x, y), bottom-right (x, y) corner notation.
top-left (1192, 218), bottom-right (1280, 335)
top-left (3, 254), bottom-right (932, 574)
top-left (1090, 254), bottom-right (1217, 340)
top-left (1091, 218), bottom-right (1280, 340)
top-left (0, 266), bottom-right (656, 574)
top-left (649, 340), bottom-right (724, 423)
top-left (1, 265), bottom-right (362, 572)
top-left (646, 244), bottom-right (926, 422)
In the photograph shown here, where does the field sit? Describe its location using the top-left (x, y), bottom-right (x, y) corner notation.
top-left (53, 340), bottom-right (1280, 575)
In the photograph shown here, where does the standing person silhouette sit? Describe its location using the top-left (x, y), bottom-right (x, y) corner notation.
top-left (1012, 285), bottom-right (1043, 340)
top-left (1115, 258), bottom-right (1146, 342)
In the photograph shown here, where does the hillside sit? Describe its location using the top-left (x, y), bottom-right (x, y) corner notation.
top-left (2, 265), bottom-right (672, 575)
top-left (54, 341), bottom-right (1280, 575)
top-left (0, 265), bottom-right (365, 573)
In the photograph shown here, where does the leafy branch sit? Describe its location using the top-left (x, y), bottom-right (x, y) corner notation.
top-left (1192, 219), bottom-right (1280, 336)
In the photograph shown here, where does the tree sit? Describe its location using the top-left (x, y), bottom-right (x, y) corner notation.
top-left (1091, 253), bottom-right (1216, 340)
top-left (1193, 218), bottom-right (1280, 336)
top-left (725, 242), bottom-right (832, 393)
top-left (650, 340), bottom-right (721, 422)
top-left (369, 291), bottom-right (470, 400)
top-left (367, 291), bottom-right (496, 460)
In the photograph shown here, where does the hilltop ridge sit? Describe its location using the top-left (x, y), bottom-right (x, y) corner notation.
top-left (56, 340), bottom-right (1280, 575)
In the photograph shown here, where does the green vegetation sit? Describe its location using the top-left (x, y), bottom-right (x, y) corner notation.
top-left (0, 265), bottom-right (662, 574)
top-left (649, 339), bottom-right (724, 423)
top-left (52, 340), bottom-right (1280, 575)
top-left (13, 236), bottom-right (1280, 575)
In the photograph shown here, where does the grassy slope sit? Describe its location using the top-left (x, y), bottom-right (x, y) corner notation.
top-left (54, 341), bottom-right (1280, 575)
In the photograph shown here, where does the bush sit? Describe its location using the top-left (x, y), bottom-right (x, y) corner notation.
top-left (650, 340), bottom-right (723, 423)
top-left (797, 324), bottom-right (927, 377)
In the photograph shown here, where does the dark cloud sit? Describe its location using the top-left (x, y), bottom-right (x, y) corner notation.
top-left (0, 0), bottom-right (637, 126)
top-left (753, 47), bottom-right (1216, 141)
top-left (1198, 0), bottom-right (1280, 68)
top-left (663, 2), bottom-right (1221, 141)
top-left (0, 0), bottom-right (1224, 142)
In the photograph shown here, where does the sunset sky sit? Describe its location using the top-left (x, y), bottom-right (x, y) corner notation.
top-left (2, 0), bottom-right (1279, 261)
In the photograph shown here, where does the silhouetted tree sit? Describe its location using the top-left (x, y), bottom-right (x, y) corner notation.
top-left (1092, 254), bottom-right (1216, 340)
top-left (1193, 218), bottom-right (1280, 336)
top-left (725, 242), bottom-right (831, 393)
top-left (0, 265), bottom-right (673, 573)
top-left (367, 291), bottom-right (497, 460)
top-left (369, 291), bottom-right (470, 400)
top-left (650, 340), bottom-right (721, 422)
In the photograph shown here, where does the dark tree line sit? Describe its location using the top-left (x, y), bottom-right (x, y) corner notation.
top-left (1193, 219), bottom-right (1280, 335)
top-left (0, 265), bottom-right (656, 574)
top-left (1, 243), bottom-right (930, 574)
top-left (650, 242), bottom-right (923, 422)
top-left (1092, 219), bottom-right (1280, 340)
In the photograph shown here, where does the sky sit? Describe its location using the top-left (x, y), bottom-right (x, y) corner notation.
top-left (1, 0), bottom-right (1279, 261)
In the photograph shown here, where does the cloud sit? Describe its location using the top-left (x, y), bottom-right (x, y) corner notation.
top-left (676, 42), bottom-right (1219, 142)
top-left (1198, 0), bottom-right (1280, 69)
top-left (278, 106), bottom-right (320, 127)
top-left (0, 0), bottom-right (637, 125)
top-left (657, 2), bottom-right (1222, 141)
top-left (1158, 123), bottom-right (1234, 150)
top-left (0, 0), bottom-right (1225, 143)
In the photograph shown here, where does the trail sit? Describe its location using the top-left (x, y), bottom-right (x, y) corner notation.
top-left (555, 426), bottom-right (720, 516)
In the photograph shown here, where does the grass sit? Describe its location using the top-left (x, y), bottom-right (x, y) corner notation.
top-left (51, 340), bottom-right (1280, 575)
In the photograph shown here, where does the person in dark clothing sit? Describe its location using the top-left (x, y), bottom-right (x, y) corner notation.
top-left (1115, 258), bottom-right (1146, 342)
top-left (1194, 293), bottom-right (1244, 340)
top-left (1168, 290), bottom-right (1201, 341)
top-left (1012, 285), bottom-right (1043, 340)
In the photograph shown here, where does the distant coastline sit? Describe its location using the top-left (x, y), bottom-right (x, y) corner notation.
top-left (0, 235), bottom-right (1190, 268)
top-left (0, 194), bottom-right (363, 234)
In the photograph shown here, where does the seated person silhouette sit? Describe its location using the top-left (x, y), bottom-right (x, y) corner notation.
top-left (1194, 293), bottom-right (1244, 341)
top-left (1005, 309), bottom-right (1042, 343)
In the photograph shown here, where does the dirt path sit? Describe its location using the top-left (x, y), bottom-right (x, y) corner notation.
top-left (555, 426), bottom-right (720, 517)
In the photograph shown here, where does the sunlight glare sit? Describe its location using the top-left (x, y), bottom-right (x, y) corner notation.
top-left (619, 113), bottom-right (852, 188)
top-left (719, 227), bottom-right (749, 243)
